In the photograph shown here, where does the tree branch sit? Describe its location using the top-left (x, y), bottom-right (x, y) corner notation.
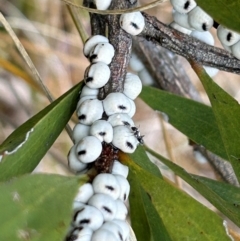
top-left (140, 12), bottom-right (240, 74)
top-left (84, 0), bottom-right (134, 99)
top-left (133, 38), bottom-right (202, 102)
top-left (192, 144), bottom-right (239, 187)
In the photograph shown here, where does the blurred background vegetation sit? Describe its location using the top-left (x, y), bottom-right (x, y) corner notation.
top-left (0, 0), bottom-right (240, 237)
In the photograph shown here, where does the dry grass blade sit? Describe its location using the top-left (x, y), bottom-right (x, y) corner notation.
top-left (0, 12), bottom-right (74, 142)
top-left (62, 0), bottom-right (167, 14)
top-left (159, 115), bottom-right (182, 188)
top-left (0, 12), bottom-right (54, 103)
top-left (0, 58), bottom-right (45, 94)
top-left (67, 4), bottom-right (89, 43)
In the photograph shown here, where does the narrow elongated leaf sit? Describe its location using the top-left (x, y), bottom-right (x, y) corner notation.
top-left (121, 153), bottom-right (232, 241)
top-left (139, 184), bottom-right (172, 241)
top-left (129, 146), bottom-right (163, 178)
top-left (192, 62), bottom-right (240, 182)
top-left (194, 175), bottom-right (240, 206)
top-left (128, 171), bottom-right (152, 241)
top-left (0, 83), bottom-right (82, 182)
top-left (0, 174), bottom-right (88, 241)
top-left (196, 0), bottom-right (240, 33)
top-left (140, 86), bottom-right (227, 160)
top-left (129, 170), bottom-right (172, 241)
top-left (146, 146), bottom-right (240, 227)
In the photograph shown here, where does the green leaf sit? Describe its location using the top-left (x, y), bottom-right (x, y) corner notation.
top-left (128, 146), bottom-right (163, 178)
top-left (0, 83), bottom-right (82, 182)
top-left (140, 86), bottom-right (227, 160)
top-left (123, 156), bottom-right (232, 241)
top-left (0, 174), bottom-right (88, 241)
top-left (194, 175), bottom-right (240, 206)
top-left (191, 62), bottom-right (240, 182)
top-left (146, 146), bottom-right (240, 227)
top-left (195, 0), bottom-right (240, 33)
top-left (129, 170), bottom-right (172, 241)
top-left (128, 171), bottom-right (152, 241)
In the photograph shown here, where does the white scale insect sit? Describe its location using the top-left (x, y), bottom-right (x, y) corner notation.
top-left (67, 29), bottom-right (143, 241)
top-left (128, 224), bottom-right (137, 241)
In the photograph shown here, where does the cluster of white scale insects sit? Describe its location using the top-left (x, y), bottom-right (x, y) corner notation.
top-left (66, 1), bottom-right (147, 240)
top-left (169, 0), bottom-right (240, 77)
top-left (65, 1), bottom-right (239, 240)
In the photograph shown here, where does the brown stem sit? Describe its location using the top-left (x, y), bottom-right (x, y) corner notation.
top-left (83, 0), bottom-right (106, 36)
top-left (192, 144), bottom-right (239, 187)
top-left (140, 12), bottom-right (240, 74)
top-left (98, 0), bottom-right (137, 99)
top-left (133, 38), bottom-right (202, 102)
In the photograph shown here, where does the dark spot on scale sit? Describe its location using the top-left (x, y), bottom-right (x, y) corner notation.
top-left (130, 21), bottom-right (139, 30)
top-left (123, 121), bottom-right (130, 126)
top-left (105, 185), bottom-right (114, 191)
top-left (118, 232), bottom-right (123, 241)
top-left (66, 234), bottom-right (77, 241)
top-left (73, 208), bottom-right (85, 221)
top-left (118, 105), bottom-right (127, 110)
top-left (72, 213), bottom-right (78, 222)
top-left (227, 32), bottom-right (232, 42)
top-left (103, 206), bottom-right (112, 213)
top-left (99, 132), bottom-right (106, 136)
top-left (78, 114), bottom-right (86, 120)
top-left (90, 54), bottom-right (97, 62)
top-left (202, 23), bottom-right (207, 31)
top-left (78, 150), bottom-right (86, 156)
top-left (85, 77), bottom-right (93, 83)
top-left (126, 142), bottom-right (134, 149)
top-left (79, 219), bottom-right (90, 224)
top-left (184, 1), bottom-right (190, 10)
top-left (124, 193), bottom-right (127, 201)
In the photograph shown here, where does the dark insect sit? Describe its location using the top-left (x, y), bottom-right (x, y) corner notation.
top-left (130, 126), bottom-right (144, 145)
